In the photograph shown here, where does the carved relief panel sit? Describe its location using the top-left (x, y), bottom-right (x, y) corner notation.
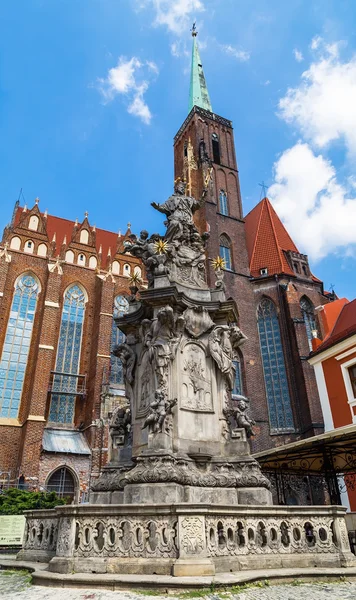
top-left (181, 343), bottom-right (213, 412)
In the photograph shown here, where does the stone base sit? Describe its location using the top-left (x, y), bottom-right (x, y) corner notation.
top-left (237, 487), bottom-right (273, 505)
top-left (172, 559), bottom-right (215, 577)
top-left (184, 486), bottom-right (238, 504)
top-left (17, 548), bottom-right (55, 563)
top-left (20, 504), bottom-right (355, 577)
top-left (124, 482), bottom-right (185, 504)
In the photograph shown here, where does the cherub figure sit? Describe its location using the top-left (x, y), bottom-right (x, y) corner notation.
top-left (142, 390), bottom-right (177, 434)
top-left (224, 396), bottom-right (256, 438)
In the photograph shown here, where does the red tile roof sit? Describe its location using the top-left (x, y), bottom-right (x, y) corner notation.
top-left (14, 207), bottom-right (126, 259)
top-left (244, 197), bottom-right (299, 277)
top-left (318, 298), bottom-right (350, 339)
top-left (312, 298), bottom-right (356, 355)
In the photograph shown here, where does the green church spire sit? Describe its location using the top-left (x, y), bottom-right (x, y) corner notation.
top-left (188, 23), bottom-right (212, 113)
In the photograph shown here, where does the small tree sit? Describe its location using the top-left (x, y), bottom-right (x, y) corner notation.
top-left (0, 488), bottom-right (67, 515)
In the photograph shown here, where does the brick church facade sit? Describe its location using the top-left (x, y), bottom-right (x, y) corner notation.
top-left (0, 31), bottom-right (335, 501)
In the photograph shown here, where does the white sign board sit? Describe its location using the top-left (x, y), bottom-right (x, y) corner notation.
top-left (0, 515), bottom-right (26, 545)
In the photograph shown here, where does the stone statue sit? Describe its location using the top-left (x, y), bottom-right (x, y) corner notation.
top-left (224, 396), bottom-right (256, 438)
top-left (142, 390), bottom-right (177, 434)
top-left (151, 179), bottom-right (201, 244)
top-left (143, 306), bottom-right (182, 390)
top-left (112, 342), bottom-right (136, 402)
top-left (109, 405), bottom-right (131, 445)
top-left (208, 324), bottom-right (247, 388)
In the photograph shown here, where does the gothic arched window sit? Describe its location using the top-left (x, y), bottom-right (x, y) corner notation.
top-left (110, 295), bottom-right (129, 386)
top-left (219, 190), bottom-right (229, 216)
top-left (0, 274), bottom-right (40, 418)
top-left (257, 298), bottom-right (294, 431)
top-left (300, 297), bottom-right (317, 351)
top-left (47, 467), bottom-right (76, 501)
top-left (212, 133), bottom-right (221, 164)
top-left (219, 234), bottom-right (232, 271)
top-left (48, 284), bottom-right (86, 424)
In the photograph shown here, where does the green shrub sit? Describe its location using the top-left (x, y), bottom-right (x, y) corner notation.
top-left (0, 488), bottom-right (67, 514)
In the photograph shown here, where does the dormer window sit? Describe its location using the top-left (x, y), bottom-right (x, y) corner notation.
top-left (260, 267), bottom-right (268, 276)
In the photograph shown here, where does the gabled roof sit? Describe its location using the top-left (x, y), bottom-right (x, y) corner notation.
top-left (13, 207), bottom-right (126, 259)
top-left (312, 298), bottom-right (356, 355)
top-left (244, 197), bottom-right (299, 277)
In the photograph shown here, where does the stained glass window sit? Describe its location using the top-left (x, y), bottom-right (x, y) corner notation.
top-left (48, 285), bottom-right (86, 424)
top-left (219, 234), bottom-right (232, 271)
top-left (257, 297), bottom-right (294, 431)
top-left (110, 295), bottom-right (129, 385)
top-left (219, 190), bottom-right (229, 216)
top-left (0, 274), bottom-right (39, 418)
top-left (300, 297), bottom-right (317, 351)
top-left (232, 359), bottom-right (242, 397)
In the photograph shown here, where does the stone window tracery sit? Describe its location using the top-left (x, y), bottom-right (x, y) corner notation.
top-left (48, 284), bottom-right (86, 424)
top-left (219, 234), bottom-right (232, 271)
top-left (110, 295), bottom-right (129, 386)
top-left (300, 297), bottom-right (318, 351)
top-left (0, 273), bottom-right (40, 418)
top-left (47, 467), bottom-right (76, 501)
top-left (219, 190), bottom-right (229, 216)
top-left (257, 297), bottom-right (294, 432)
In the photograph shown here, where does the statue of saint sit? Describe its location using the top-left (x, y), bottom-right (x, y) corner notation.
top-left (151, 180), bottom-right (202, 244)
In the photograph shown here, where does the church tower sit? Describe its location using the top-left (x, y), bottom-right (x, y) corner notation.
top-left (174, 26), bottom-right (249, 282)
top-left (174, 26), bottom-right (270, 450)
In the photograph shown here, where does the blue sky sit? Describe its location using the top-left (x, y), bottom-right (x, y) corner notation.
top-left (1, 0), bottom-right (356, 298)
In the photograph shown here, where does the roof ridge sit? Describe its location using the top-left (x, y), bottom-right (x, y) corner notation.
top-left (264, 198), bottom-right (285, 273)
top-left (249, 199), bottom-right (265, 272)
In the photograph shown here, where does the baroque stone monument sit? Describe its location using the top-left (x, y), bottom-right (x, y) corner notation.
top-left (91, 178), bottom-right (271, 507)
top-left (19, 182), bottom-right (355, 578)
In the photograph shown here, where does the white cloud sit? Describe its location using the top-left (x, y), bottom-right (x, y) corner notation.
top-left (128, 84), bottom-right (152, 124)
top-left (221, 44), bottom-right (250, 62)
top-left (98, 57), bottom-right (158, 124)
top-left (311, 35), bottom-right (322, 50)
top-left (170, 40), bottom-right (190, 58)
top-left (293, 48), bottom-right (303, 62)
top-left (138, 0), bottom-right (204, 35)
top-left (268, 143), bottom-right (356, 261)
top-left (279, 39), bottom-right (356, 153)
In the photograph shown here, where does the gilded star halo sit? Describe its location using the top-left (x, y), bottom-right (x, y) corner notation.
top-left (154, 239), bottom-right (168, 255)
top-left (211, 256), bottom-right (226, 271)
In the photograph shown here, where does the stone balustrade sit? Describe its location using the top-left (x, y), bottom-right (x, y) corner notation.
top-left (18, 504), bottom-right (355, 575)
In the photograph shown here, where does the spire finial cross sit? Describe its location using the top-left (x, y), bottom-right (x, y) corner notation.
top-left (258, 181), bottom-right (269, 200)
top-left (191, 22), bottom-right (197, 37)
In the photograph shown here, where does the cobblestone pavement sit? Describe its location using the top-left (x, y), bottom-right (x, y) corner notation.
top-left (2, 572), bottom-right (356, 600)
